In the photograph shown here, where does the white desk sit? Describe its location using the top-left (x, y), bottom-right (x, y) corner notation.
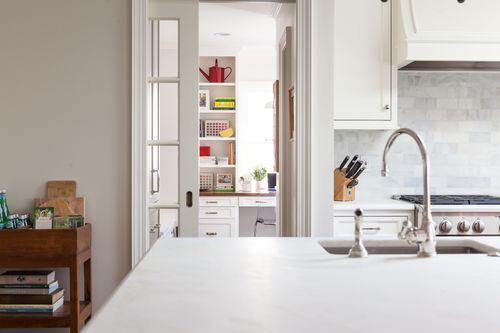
top-left (199, 193), bottom-right (276, 237)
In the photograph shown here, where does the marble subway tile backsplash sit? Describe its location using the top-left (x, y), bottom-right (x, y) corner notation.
top-left (334, 72), bottom-right (500, 197)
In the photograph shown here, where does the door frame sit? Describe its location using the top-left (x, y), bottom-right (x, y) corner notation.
top-left (132, 0), bottom-right (331, 266)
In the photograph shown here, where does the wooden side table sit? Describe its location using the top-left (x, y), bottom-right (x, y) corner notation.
top-left (0, 224), bottom-right (92, 333)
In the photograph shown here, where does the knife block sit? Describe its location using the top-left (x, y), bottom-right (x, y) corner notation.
top-left (334, 169), bottom-right (356, 201)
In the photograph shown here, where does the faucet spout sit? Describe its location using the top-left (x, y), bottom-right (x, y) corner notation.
top-left (381, 128), bottom-right (436, 257)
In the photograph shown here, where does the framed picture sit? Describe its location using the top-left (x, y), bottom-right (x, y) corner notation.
top-left (199, 90), bottom-right (210, 111)
top-left (216, 173), bottom-right (233, 188)
top-left (288, 86), bottom-right (295, 140)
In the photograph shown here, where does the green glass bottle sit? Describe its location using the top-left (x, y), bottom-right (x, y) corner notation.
top-left (2, 191), bottom-right (10, 218)
top-left (0, 191), bottom-right (6, 225)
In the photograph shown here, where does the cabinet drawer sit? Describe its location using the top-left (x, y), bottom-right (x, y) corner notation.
top-left (199, 223), bottom-right (232, 238)
top-left (239, 197), bottom-right (276, 207)
top-left (199, 207), bottom-right (237, 219)
top-left (335, 216), bottom-right (408, 238)
top-left (199, 197), bottom-right (237, 207)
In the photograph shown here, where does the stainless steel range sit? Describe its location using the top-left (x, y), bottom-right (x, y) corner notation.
top-left (394, 195), bottom-right (500, 236)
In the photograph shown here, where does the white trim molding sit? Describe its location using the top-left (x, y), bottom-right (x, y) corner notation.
top-left (310, 0), bottom-right (334, 237)
top-left (132, 0), bottom-right (149, 267)
top-left (295, 0), bottom-right (312, 237)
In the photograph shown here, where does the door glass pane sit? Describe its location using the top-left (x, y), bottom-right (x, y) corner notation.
top-left (149, 208), bottom-right (179, 246)
top-left (159, 83), bottom-right (178, 140)
top-left (147, 82), bottom-right (178, 141)
top-left (148, 146), bottom-right (179, 204)
top-left (159, 20), bottom-right (179, 77)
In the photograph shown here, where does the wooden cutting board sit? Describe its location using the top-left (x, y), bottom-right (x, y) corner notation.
top-left (34, 197), bottom-right (85, 217)
top-left (47, 181), bottom-right (77, 198)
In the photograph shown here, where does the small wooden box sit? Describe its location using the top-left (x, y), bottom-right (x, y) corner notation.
top-left (334, 169), bottom-right (355, 201)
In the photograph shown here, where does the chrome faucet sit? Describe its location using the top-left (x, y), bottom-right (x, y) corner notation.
top-left (381, 128), bottom-right (437, 257)
top-left (348, 208), bottom-right (368, 258)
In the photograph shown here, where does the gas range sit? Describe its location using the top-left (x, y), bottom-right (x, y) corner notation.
top-left (394, 195), bottom-right (500, 236)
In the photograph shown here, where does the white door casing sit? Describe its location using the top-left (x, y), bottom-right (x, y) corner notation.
top-left (133, 0), bottom-right (332, 264)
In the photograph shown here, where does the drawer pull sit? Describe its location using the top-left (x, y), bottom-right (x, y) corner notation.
top-left (206, 201), bottom-right (219, 204)
top-left (205, 212), bottom-right (218, 215)
top-left (206, 232), bottom-right (217, 236)
top-left (255, 201), bottom-right (267, 204)
top-left (362, 227), bottom-right (381, 234)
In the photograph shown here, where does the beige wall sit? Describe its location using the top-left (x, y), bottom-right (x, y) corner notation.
top-left (0, 0), bottom-right (131, 331)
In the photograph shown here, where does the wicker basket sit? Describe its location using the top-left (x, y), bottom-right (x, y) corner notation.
top-left (204, 120), bottom-right (229, 137)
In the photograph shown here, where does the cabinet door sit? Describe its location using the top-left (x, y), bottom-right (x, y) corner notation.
top-left (333, 0), bottom-right (392, 124)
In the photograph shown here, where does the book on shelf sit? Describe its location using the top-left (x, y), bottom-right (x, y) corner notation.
top-left (0, 280), bottom-right (59, 295)
top-left (0, 270), bottom-right (55, 285)
top-left (0, 296), bottom-right (64, 313)
top-left (228, 142), bottom-right (236, 165)
top-left (0, 288), bottom-right (64, 305)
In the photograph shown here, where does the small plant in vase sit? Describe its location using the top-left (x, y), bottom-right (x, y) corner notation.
top-left (251, 166), bottom-right (268, 192)
top-left (239, 174), bottom-right (254, 192)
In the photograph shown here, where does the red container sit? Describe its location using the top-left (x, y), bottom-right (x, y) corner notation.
top-left (200, 146), bottom-right (211, 157)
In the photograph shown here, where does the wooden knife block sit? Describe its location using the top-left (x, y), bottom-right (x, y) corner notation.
top-left (334, 169), bottom-right (355, 202)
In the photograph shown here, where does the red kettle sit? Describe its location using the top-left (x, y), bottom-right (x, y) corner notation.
top-left (199, 59), bottom-right (232, 83)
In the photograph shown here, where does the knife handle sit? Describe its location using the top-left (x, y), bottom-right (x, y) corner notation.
top-left (338, 155), bottom-right (350, 170)
top-left (345, 154), bottom-right (359, 173)
top-left (351, 167), bottom-right (366, 181)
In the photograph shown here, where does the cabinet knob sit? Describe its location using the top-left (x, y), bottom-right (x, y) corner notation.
top-left (384, 104), bottom-right (390, 111)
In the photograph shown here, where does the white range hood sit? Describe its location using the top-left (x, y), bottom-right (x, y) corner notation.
top-left (395, 0), bottom-right (500, 70)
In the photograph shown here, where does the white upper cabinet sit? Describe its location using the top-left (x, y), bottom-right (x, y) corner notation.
top-left (395, 0), bottom-right (500, 66)
top-left (333, 0), bottom-right (396, 130)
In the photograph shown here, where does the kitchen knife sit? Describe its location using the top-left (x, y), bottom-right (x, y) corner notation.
top-left (338, 155), bottom-right (350, 171)
top-left (344, 154), bottom-right (359, 174)
top-left (346, 160), bottom-right (363, 178)
top-left (347, 179), bottom-right (358, 188)
top-left (351, 166), bottom-right (366, 181)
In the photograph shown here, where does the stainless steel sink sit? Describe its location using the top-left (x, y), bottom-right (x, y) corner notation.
top-left (319, 239), bottom-right (499, 256)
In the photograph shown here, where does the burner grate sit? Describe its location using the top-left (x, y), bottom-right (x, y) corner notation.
top-left (396, 195), bottom-right (500, 205)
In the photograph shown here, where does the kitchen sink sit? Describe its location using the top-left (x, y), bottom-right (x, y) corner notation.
top-left (319, 239), bottom-right (498, 256)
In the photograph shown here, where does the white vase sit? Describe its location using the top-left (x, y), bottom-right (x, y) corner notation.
top-left (241, 180), bottom-right (253, 192)
top-left (256, 180), bottom-right (268, 192)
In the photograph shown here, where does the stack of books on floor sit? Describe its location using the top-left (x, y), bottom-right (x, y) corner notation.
top-left (0, 270), bottom-right (64, 313)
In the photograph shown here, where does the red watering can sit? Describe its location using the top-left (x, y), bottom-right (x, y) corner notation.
top-left (199, 59), bottom-right (232, 83)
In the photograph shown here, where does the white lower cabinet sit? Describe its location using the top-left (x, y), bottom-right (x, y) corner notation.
top-left (334, 209), bottom-right (414, 239)
top-left (199, 222), bottom-right (233, 238)
top-left (199, 197), bottom-right (239, 237)
top-left (335, 215), bottom-right (407, 238)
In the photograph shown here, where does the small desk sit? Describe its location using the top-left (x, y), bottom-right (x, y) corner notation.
top-left (199, 192), bottom-right (276, 237)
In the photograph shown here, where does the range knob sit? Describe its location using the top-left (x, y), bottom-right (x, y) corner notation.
top-left (439, 219), bottom-right (453, 234)
top-left (457, 220), bottom-right (470, 232)
top-left (472, 219), bottom-right (485, 233)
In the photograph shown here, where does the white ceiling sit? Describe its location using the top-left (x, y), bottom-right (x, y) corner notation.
top-left (199, 2), bottom-right (278, 53)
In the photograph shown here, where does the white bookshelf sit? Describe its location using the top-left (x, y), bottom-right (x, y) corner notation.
top-left (199, 82), bottom-right (236, 87)
top-left (199, 56), bottom-right (238, 192)
top-left (199, 137), bottom-right (236, 141)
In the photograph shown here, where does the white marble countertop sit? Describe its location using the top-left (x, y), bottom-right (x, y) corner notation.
top-left (334, 196), bottom-right (415, 211)
top-left (84, 236), bottom-right (500, 333)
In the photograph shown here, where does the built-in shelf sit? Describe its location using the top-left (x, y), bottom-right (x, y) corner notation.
top-left (199, 110), bottom-right (236, 114)
top-left (200, 164), bottom-right (236, 168)
top-left (199, 137), bottom-right (236, 141)
top-left (199, 82), bottom-right (235, 87)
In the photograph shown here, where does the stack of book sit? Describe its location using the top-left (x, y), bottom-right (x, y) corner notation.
top-left (0, 270), bottom-right (64, 313)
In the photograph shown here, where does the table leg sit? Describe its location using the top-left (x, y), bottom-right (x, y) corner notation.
top-left (70, 261), bottom-right (80, 333)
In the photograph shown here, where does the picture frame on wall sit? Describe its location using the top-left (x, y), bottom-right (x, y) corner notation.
top-left (199, 90), bottom-right (210, 111)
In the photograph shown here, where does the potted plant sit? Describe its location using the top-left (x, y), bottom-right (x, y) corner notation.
top-left (251, 166), bottom-right (268, 192)
top-left (239, 174), bottom-right (253, 192)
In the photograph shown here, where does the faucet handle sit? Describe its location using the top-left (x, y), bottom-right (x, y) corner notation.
top-left (398, 220), bottom-right (416, 244)
top-left (348, 208), bottom-right (368, 258)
